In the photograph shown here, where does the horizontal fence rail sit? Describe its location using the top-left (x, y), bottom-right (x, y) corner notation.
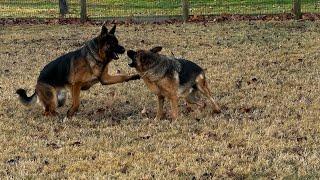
top-left (0, 0), bottom-right (319, 20)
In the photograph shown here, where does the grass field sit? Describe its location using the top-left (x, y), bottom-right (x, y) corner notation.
top-left (0, 0), bottom-right (319, 18)
top-left (1, 21), bottom-right (320, 178)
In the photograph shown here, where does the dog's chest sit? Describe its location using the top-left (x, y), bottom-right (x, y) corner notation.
top-left (90, 64), bottom-right (104, 77)
top-left (70, 60), bottom-right (103, 84)
top-left (143, 78), bottom-right (161, 94)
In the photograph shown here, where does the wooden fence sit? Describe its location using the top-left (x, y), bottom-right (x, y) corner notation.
top-left (76, 0), bottom-right (304, 22)
top-left (0, 0), bottom-right (313, 21)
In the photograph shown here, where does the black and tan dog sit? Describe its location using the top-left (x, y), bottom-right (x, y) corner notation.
top-left (16, 24), bottom-right (139, 120)
top-left (127, 46), bottom-right (221, 120)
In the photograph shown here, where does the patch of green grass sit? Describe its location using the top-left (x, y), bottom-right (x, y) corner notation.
top-left (0, 21), bottom-right (320, 178)
top-left (0, 0), bottom-right (319, 18)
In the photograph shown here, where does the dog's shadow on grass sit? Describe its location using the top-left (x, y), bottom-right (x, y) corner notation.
top-left (75, 98), bottom-right (143, 123)
top-left (15, 97), bottom-right (232, 124)
top-left (13, 95), bottom-right (145, 124)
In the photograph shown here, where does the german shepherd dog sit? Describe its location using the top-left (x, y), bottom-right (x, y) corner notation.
top-left (16, 24), bottom-right (139, 120)
top-left (127, 46), bottom-right (221, 120)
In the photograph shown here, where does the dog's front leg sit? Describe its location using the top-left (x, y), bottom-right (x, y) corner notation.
top-left (155, 95), bottom-right (165, 120)
top-left (99, 73), bottom-right (140, 85)
top-left (66, 84), bottom-right (81, 120)
top-left (99, 65), bottom-right (139, 85)
top-left (169, 95), bottom-right (179, 120)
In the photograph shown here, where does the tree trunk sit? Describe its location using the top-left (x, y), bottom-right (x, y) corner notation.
top-left (292, 0), bottom-right (302, 19)
top-left (80, 0), bottom-right (87, 22)
top-left (182, 0), bottom-right (189, 22)
top-left (59, 0), bottom-right (69, 18)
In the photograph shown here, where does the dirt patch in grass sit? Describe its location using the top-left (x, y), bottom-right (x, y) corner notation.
top-left (0, 21), bottom-right (320, 178)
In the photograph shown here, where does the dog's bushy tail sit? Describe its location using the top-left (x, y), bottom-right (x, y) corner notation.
top-left (16, 89), bottom-right (37, 106)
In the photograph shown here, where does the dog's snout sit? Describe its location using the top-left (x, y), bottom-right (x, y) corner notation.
top-left (127, 50), bottom-right (135, 58)
top-left (116, 45), bottom-right (125, 54)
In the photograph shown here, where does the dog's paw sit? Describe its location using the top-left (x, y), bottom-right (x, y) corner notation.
top-left (154, 117), bottom-right (160, 121)
top-left (212, 108), bottom-right (222, 114)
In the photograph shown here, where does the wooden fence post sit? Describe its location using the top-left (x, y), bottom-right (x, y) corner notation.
top-left (80, 0), bottom-right (87, 22)
top-left (292, 0), bottom-right (302, 19)
top-left (182, 0), bottom-right (189, 22)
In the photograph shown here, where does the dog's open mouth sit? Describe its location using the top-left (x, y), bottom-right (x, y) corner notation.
top-left (127, 50), bottom-right (136, 67)
top-left (128, 58), bottom-right (134, 67)
top-left (113, 52), bottom-right (119, 60)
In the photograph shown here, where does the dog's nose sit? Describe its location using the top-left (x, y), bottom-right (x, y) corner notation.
top-left (119, 46), bottom-right (125, 54)
top-left (127, 50), bottom-right (134, 57)
top-left (115, 45), bottom-right (125, 54)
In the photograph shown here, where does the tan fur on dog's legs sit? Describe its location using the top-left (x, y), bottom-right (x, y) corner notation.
top-left (196, 74), bottom-right (221, 113)
top-left (185, 90), bottom-right (205, 109)
top-left (100, 66), bottom-right (139, 85)
top-left (155, 95), bottom-right (165, 120)
top-left (67, 84), bottom-right (81, 119)
top-left (36, 82), bottom-right (58, 116)
top-left (169, 95), bottom-right (179, 120)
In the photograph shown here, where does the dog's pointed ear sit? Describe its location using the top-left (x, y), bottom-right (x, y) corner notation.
top-left (101, 23), bottom-right (108, 35)
top-left (150, 46), bottom-right (162, 53)
top-left (109, 24), bottom-right (116, 34)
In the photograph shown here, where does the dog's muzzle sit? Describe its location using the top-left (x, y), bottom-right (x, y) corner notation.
top-left (128, 60), bottom-right (136, 67)
top-left (127, 50), bottom-right (137, 67)
top-left (112, 45), bottom-right (125, 60)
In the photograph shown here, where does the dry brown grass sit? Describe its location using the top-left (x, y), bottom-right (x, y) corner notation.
top-left (0, 21), bottom-right (320, 179)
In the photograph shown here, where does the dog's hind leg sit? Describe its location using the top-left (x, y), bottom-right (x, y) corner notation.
top-left (185, 88), bottom-right (205, 110)
top-left (195, 74), bottom-right (221, 114)
top-left (36, 82), bottom-right (58, 116)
